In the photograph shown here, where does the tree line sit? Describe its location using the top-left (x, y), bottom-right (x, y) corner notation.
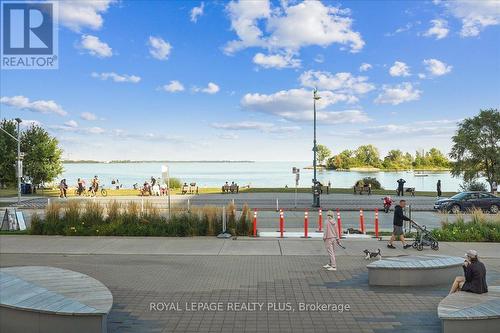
top-left (316, 144), bottom-right (450, 170)
top-left (0, 120), bottom-right (63, 188)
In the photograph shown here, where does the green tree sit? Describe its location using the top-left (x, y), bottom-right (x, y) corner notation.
top-left (326, 150), bottom-right (353, 169)
top-left (426, 148), bottom-right (450, 168)
top-left (383, 149), bottom-right (413, 170)
top-left (354, 144), bottom-right (381, 168)
top-left (450, 109), bottom-right (500, 190)
top-left (0, 120), bottom-right (18, 186)
top-left (316, 144), bottom-right (331, 166)
top-left (20, 125), bottom-right (64, 187)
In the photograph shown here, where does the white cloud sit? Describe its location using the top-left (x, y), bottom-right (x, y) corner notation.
top-left (224, 0), bottom-right (364, 54)
top-left (418, 73), bottom-right (427, 79)
top-left (19, 119), bottom-right (42, 128)
top-left (87, 127), bottom-right (105, 134)
top-left (385, 22), bottom-right (414, 36)
top-left (0, 95), bottom-right (67, 116)
top-left (299, 71), bottom-right (375, 97)
top-left (252, 52), bottom-right (300, 69)
top-left (374, 82), bottom-right (422, 105)
top-left (211, 121), bottom-right (301, 133)
top-left (314, 54), bottom-right (325, 63)
top-left (218, 133), bottom-right (239, 140)
top-left (241, 88), bottom-right (370, 124)
top-left (438, 0), bottom-right (500, 37)
top-left (389, 61), bottom-right (411, 77)
top-left (423, 19), bottom-right (449, 39)
top-left (191, 2), bottom-right (205, 23)
top-left (80, 112), bottom-right (97, 121)
top-left (359, 63), bottom-right (372, 72)
top-left (148, 36), bottom-right (172, 60)
top-left (91, 72), bottom-right (141, 83)
top-left (79, 35), bottom-right (112, 57)
top-left (159, 80), bottom-right (185, 93)
top-left (193, 82), bottom-right (220, 94)
top-left (59, 0), bottom-right (115, 32)
top-left (423, 58), bottom-right (452, 76)
top-left (366, 123), bottom-right (456, 137)
top-left (64, 120), bottom-right (79, 128)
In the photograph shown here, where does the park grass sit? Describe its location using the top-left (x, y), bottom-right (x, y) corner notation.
top-left (0, 187), bottom-right (456, 198)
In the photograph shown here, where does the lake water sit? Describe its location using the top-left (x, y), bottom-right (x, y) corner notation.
top-left (61, 162), bottom-right (465, 192)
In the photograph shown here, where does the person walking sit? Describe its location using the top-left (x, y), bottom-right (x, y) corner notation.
top-left (59, 179), bottom-right (68, 198)
top-left (397, 178), bottom-right (406, 196)
top-left (387, 200), bottom-right (412, 249)
top-left (323, 210), bottom-right (342, 271)
top-left (492, 181), bottom-right (498, 195)
top-left (437, 180), bottom-right (442, 197)
top-left (449, 250), bottom-right (488, 294)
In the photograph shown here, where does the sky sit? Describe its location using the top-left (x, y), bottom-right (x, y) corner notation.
top-left (1, 0), bottom-right (499, 161)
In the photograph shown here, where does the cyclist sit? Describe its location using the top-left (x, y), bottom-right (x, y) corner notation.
top-left (77, 178), bottom-right (85, 195)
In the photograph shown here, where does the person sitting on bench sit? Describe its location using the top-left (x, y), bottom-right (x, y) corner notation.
top-left (449, 250), bottom-right (488, 295)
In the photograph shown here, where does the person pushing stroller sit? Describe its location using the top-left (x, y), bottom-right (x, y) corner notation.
top-left (387, 199), bottom-right (413, 249)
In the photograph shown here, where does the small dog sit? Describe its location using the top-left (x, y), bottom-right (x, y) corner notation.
top-left (363, 249), bottom-right (382, 260)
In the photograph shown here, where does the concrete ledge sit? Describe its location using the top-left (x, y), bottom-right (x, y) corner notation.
top-left (367, 255), bottom-right (463, 286)
top-left (438, 286), bottom-right (500, 333)
top-left (0, 266), bottom-right (112, 333)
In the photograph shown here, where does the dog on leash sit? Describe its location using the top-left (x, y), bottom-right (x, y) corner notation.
top-left (363, 249), bottom-right (382, 260)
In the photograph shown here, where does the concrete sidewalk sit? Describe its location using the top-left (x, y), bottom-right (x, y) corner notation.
top-left (1, 235), bottom-right (499, 258)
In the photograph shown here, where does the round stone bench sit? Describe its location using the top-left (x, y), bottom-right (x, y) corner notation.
top-left (438, 286), bottom-right (500, 333)
top-left (367, 255), bottom-right (463, 286)
top-left (0, 266), bottom-right (113, 333)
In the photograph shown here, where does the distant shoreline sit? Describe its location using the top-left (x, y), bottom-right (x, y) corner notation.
top-left (63, 160), bottom-right (255, 164)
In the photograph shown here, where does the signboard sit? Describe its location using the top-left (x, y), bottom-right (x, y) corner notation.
top-left (292, 167), bottom-right (300, 174)
top-left (16, 211), bottom-right (26, 230)
top-left (1, 209), bottom-right (17, 230)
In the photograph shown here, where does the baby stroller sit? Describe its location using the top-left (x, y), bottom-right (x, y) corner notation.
top-left (410, 220), bottom-right (439, 251)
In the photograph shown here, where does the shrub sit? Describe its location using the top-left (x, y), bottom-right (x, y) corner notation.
top-left (355, 177), bottom-right (382, 189)
top-left (167, 178), bottom-right (182, 189)
top-left (459, 180), bottom-right (487, 192)
top-left (431, 210), bottom-right (500, 242)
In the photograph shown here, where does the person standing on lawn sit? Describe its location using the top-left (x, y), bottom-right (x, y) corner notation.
top-left (323, 210), bottom-right (342, 271)
top-left (387, 200), bottom-right (413, 249)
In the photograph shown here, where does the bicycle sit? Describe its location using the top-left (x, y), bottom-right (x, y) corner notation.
top-left (74, 186), bottom-right (107, 197)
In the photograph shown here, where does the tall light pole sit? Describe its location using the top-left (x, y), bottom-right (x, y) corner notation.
top-left (0, 118), bottom-right (22, 204)
top-left (312, 89), bottom-right (321, 207)
top-left (15, 118), bottom-right (22, 204)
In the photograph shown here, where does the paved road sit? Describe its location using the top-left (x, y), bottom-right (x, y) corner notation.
top-left (1, 237), bottom-right (499, 333)
top-left (9, 192), bottom-right (440, 211)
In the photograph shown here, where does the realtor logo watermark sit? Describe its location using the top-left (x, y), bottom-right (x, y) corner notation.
top-left (1, 1), bottom-right (58, 69)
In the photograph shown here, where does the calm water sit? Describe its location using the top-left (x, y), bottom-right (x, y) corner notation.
top-left (61, 162), bottom-right (465, 192)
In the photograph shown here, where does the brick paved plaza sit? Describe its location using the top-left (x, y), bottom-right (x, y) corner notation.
top-left (1, 237), bottom-right (500, 333)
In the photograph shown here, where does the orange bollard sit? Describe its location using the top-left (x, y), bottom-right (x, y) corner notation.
top-left (317, 208), bottom-right (323, 232)
top-left (302, 210), bottom-right (310, 238)
top-left (279, 209), bottom-right (284, 238)
top-left (374, 208), bottom-right (379, 238)
top-left (252, 209), bottom-right (257, 237)
top-left (336, 208), bottom-right (342, 237)
top-left (359, 209), bottom-right (365, 234)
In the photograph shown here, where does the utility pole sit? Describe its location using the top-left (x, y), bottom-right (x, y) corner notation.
top-left (312, 89), bottom-right (321, 207)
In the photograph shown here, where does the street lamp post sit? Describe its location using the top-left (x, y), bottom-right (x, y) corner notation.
top-left (16, 118), bottom-right (22, 204)
top-left (312, 89), bottom-right (321, 207)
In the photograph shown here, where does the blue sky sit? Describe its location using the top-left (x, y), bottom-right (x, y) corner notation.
top-left (1, 0), bottom-right (499, 161)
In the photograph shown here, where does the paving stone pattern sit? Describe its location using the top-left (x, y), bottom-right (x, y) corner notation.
top-left (1, 254), bottom-right (499, 333)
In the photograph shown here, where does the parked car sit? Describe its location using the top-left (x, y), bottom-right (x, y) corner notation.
top-left (434, 191), bottom-right (500, 214)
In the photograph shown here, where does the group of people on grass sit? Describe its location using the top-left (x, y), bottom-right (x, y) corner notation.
top-left (323, 199), bottom-right (488, 295)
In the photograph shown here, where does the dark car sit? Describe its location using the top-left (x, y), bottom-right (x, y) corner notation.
top-left (434, 191), bottom-right (500, 214)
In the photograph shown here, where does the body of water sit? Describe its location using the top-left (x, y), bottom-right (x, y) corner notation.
top-left (61, 161), bottom-right (465, 192)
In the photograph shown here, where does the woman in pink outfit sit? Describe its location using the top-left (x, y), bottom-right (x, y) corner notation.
top-left (323, 210), bottom-right (342, 271)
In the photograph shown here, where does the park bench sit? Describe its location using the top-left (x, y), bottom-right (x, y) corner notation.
top-left (0, 266), bottom-right (113, 333)
top-left (367, 255), bottom-right (463, 286)
top-left (353, 185), bottom-right (371, 195)
top-left (438, 286), bottom-right (500, 333)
